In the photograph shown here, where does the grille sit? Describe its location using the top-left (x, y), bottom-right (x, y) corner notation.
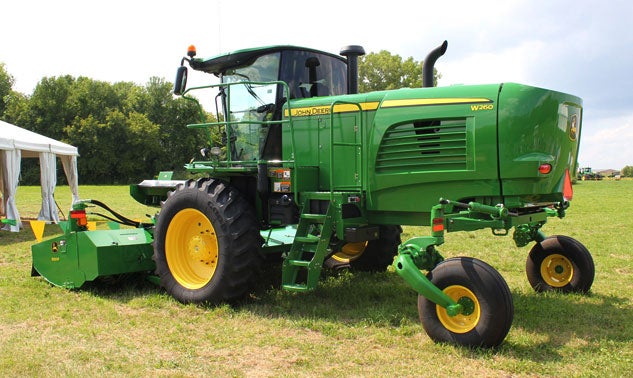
top-left (376, 118), bottom-right (468, 173)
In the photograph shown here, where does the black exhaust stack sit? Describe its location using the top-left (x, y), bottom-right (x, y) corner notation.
top-left (422, 40), bottom-right (448, 88)
top-left (340, 45), bottom-right (366, 94)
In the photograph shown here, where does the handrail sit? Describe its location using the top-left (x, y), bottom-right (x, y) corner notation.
top-left (328, 100), bottom-right (364, 202)
top-left (178, 80), bottom-right (296, 173)
top-left (188, 159), bottom-right (296, 169)
top-left (187, 119), bottom-right (290, 129)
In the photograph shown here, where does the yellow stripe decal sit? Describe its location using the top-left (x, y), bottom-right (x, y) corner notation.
top-left (286, 102), bottom-right (379, 117)
top-left (285, 97), bottom-right (493, 117)
top-left (381, 98), bottom-right (493, 108)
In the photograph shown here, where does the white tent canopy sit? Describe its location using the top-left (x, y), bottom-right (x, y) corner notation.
top-left (0, 120), bottom-right (79, 232)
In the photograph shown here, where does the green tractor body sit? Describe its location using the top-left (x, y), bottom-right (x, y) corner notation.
top-left (280, 82), bottom-right (580, 223)
top-left (31, 41), bottom-right (593, 348)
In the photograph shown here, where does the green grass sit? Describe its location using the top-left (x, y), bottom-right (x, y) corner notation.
top-left (1, 181), bottom-right (632, 377)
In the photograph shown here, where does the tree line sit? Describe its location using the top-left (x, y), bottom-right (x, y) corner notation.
top-left (1, 65), bottom-right (207, 184)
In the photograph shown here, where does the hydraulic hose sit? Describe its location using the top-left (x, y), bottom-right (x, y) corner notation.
top-left (86, 199), bottom-right (141, 227)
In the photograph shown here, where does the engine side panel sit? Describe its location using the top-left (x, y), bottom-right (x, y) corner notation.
top-left (366, 85), bottom-right (501, 216)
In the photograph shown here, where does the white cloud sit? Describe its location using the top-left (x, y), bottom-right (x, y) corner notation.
top-left (440, 40), bottom-right (546, 86)
top-left (577, 113), bottom-right (633, 169)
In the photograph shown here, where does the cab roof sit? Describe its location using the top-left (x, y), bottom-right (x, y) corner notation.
top-left (189, 45), bottom-right (346, 76)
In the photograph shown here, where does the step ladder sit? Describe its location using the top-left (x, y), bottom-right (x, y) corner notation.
top-left (281, 198), bottom-right (334, 292)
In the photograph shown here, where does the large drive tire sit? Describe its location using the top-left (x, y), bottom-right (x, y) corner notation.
top-left (154, 178), bottom-right (263, 304)
top-left (526, 235), bottom-right (594, 293)
top-left (324, 225), bottom-right (402, 271)
top-left (418, 257), bottom-right (514, 348)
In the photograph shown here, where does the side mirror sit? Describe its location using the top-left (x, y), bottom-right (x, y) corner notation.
top-left (173, 66), bottom-right (188, 95)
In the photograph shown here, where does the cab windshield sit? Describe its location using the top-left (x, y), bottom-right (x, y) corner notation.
top-left (221, 53), bottom-right (281, 162)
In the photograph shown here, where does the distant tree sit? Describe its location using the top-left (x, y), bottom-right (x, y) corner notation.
top-left (0, 63), bottom-right (15, 117)
top-left (65, 110), bottom-right (162, 183)
top-left (139, 77), bottom-right (207, 174)
top-left (25, 75), bottom-right (76, 139)
top-left (15, 76), bottom-right (208, 183)
top-left (358, 50), bottom-right (441, 92)
top-left (67, 77), bottom-right (125, 121)
top-left (63, 110), bottom-right (162, 183)
top-left (621, 165), bottom-right (633, 177)
top-left (1, 90), bottom-right (28, 125)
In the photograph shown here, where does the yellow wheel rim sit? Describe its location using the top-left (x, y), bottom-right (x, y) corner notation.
top-left (165, 208), bottom-right (219, 289)
top-left (331, 241), bottom-right (368, 263)
top-left (541, 254), bottom-right (573, 287)
top-left (436, 285), bottom-right (481, 334)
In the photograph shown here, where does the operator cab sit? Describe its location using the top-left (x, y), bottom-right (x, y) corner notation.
top-left (177, 45), bottom-right (364, 161)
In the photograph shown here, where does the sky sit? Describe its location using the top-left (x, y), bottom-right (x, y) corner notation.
top-left (1, 0), bottom-right (632, 169)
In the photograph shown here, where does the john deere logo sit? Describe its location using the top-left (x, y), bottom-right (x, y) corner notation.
top-left (569, 114), bottom-right (578, 141)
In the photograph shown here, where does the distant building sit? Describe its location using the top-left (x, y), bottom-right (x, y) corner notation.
top-left (596, 169), bottom-right (620, 177)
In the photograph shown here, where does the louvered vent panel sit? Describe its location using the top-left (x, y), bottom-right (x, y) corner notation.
top-left (376, 119), bottom-right (468, 173)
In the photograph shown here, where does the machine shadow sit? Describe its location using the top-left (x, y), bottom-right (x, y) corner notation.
top-left (80, 263), bottom-right (630, 361)
top-left (464, 289), bottom-right (631, 361)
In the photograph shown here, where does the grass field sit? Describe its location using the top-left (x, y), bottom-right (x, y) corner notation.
top-left (1, 181), bottom-right (632, 377)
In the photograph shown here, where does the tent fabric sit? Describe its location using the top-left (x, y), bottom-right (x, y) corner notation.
top-left (61, 155), bottom-right (80, 205)
top-left (0, 120), bottom-right (79, 232)
top-left (0, 120), bottom-right (79, 157)
top-left (38, 152), bottom-right (59, 223)
top-left (0, 153), bottom-right (3, 215)
top-left (1, 149), bottom-right (22, 232)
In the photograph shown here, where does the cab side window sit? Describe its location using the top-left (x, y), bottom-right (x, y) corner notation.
top-left (280, 50), bottom-right (348, 99)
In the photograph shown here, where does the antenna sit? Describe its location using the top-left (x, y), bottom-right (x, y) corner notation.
top-left (217, 0), bottom-right (222, 53)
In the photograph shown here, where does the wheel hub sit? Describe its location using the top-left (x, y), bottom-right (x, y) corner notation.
top-left (437, 285), bottom-right (481, 334)
top-left (554, 265), bottom-right (564, 274)
top-left (457, 296), bottom-right (476, 316)
top-left (541, 254), bottom-right (573, 287)
top-left (188, 235), bottom-right (214, 263)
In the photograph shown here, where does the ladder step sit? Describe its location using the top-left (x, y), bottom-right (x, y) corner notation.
top-left (282, 283), bottom-right (310, 292)
top-left (301, 213), bottom-right (327, 222)
top-left (281, 197), bottom-right (335, 292)
top-left (287, 259), bottom-right (311, 267)
top-left (294, 236), bottom-right (319, 244)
